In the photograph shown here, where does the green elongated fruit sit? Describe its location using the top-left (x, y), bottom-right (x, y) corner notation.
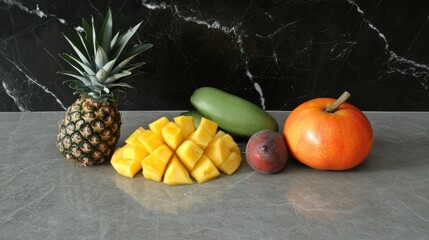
top-left (190, 87), bottom-right (278, 138)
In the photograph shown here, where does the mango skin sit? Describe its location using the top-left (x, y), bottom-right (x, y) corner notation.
top-left (245, 130), bottom-right (288, 174)
top-left (190, 87), bottom-right (278, 138)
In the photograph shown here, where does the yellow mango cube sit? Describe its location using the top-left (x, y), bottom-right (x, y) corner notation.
top-left (173, 115), bottom-right (195, 139)
top-left (111, 158), bottom-right (142, 178)
top-left (218, 152), bottom-right (242, 175)
top-left (199, 117), bottom-right (218, 136)
top-left (164, 155), bottom-right (193, 185)
top-left (218, 131), bottom-right (233, 148)
top-left (187, 127), bottom-right (213, 149)
top-left (149, 117), bottom-right (170, 136)
top-left (141, 154), bottom-right (166, 182)
top-left (138, 130), bottom-right (164, 153)
top-left (123, 144), bottom-right (149, 161)
top-left (220, 133), bottom-right (241, 155)
top-left (111, 147), bottom-right (142, 178)
top-left (176, 140), bottom-right (204, 171)
top-left (161, 122), bottom-right (184, 150)
top-left (152, 144), bottom-right (174, 165)
top-left (141, 144), bottom-right (174, 182)
top-left (125, 127), bottom-right (145, 145)
top-left (205, 137), bottom-right (231, 167)
top-left (111, 146), bottom-right (124, 162)
top-left (215, 130), bottom-right (226, 139)
top-left (191, 154), bottom-right (220, 183)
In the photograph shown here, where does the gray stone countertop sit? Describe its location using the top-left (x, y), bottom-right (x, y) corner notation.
top-left (1, 111), bottom-right (428, 240)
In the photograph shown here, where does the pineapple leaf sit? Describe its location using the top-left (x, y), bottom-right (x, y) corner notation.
top-left (62, 33), bottom-right (91, 67)
top-left (75, 30), bottom-right (93, 67)
top-left (107, 82), bottom-right (134, 89)
top-left (59, 54), bottom-right (85, 76)
top-left (59, 9), bottom-right (152, 102)
top-left (99, 9), bottom-right (113, 56)
top-left (95, 47), bottom-right (108, 71)
top-left (88, 74), bottom-right (106, 89)
top-left (81, 17), bottom-right (99, 62)
top-left (81, 18), bottom-right (96, 59)
top-left (64, 79), bottom-right (84, 90)
top-left (103, 71), bottom-right (132, 85)
top-left (95, 58), bottom-right (117, 82)
top-left (111, 43), bottom-right (153, 74)
top-left (128, 43), bottom-right (153, 57)
top-left (125, 62), bottom-right (146, 72)
top-left (111, 21), bottom-right (143, 61)
top-left (60, 53), bottom-right (95, 76)
top-left (91, 17), bottom-right (98, 62)
top-left (110, 32), bottom-right (120, 48)
top-left (95, 69), bottom-right (107, 82)
top-left (101, 59), bottom-right (117, 77)
top-left (59, 71), bottom-right (92, 87)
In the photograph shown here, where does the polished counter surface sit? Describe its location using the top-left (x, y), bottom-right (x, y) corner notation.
top-left (1, 111), bottom-right (428, 239)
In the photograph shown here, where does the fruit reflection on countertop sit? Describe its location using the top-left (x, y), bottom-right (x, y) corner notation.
top-left (111, 115), bottom-right (242, 185)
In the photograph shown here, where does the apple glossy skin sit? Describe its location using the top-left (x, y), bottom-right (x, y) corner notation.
top-left (246, 130), bottom-right (288, 174)
top-left (283, 98), bottom-right (373, 170)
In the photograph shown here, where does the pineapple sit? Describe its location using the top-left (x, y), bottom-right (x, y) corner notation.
top-left (56, 9), bottom-right (153, 166)
top-left (111, 116), bottom-right (242, 184)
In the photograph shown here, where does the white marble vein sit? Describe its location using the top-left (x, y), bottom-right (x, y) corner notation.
top-left (3, 55), bottom-right (67, 110)
top-left (1, 0), bottom-right (67, 24)
top-left (350, 1), bottom-right (429, 90)
top-left (2, 81), bottom-right (28, 111)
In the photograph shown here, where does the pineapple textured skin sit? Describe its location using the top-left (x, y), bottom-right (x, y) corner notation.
top-left (56, 97), bottom-right (121, 166)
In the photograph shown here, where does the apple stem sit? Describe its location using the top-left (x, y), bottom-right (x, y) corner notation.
top-left (325, 91), bottom-right (351, 113)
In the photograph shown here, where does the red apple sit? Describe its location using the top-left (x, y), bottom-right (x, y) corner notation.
top-left (283, 91), bottom-right (373, 170)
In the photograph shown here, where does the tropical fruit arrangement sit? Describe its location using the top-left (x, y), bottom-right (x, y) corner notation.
top-left (56, 9), bottom-right (374, 186)
top-left (111, 116), bottom-right (242, 185)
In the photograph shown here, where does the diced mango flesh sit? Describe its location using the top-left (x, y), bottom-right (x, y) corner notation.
top-left (125, 127), bottom-right (146, 145)
top-left (205, 137), bottom-right (230, 167)
top-left (218, 151), bottom-right (242, 175)
top-left (187, 127), bottom-right (213, 149)
top-left (149, 117), bottom-right (169, 136)
top-left (152, 144), bottom-right (174, 165)
top-left (111, 116), bottom-right (242, 184)
top-left (111, 147), bottom-right (142, 178)
top-left (138, 130), bottom-right (164, 152)
top-left (123, 144), bottom-right (149, 161)
top-left (191, 154), bottom-right (220, 183)
top-left (161, 122), bottom-right (184, 150)
top-left (164, 155), bottom-right (193, 185)
top-left (173, 116), bottom-right (195, 139)
top-left (198, 118), bottom-right (218, 136)
top-left (111, 158), bottom-right (142, 178)
top-left (176, 140), bottom-right (204, 171)
top-left (142, 154), bottom-right (166, 182)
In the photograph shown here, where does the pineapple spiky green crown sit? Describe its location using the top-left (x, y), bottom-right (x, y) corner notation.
top-left (59, 9), bottom-right (153, 103)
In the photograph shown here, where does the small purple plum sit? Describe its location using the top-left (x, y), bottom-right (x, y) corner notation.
top-left (245, 130), bottom-right (288, 174)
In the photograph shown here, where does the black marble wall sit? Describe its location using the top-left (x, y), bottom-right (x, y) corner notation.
top-left (0, 0), bottom-right (428, 111)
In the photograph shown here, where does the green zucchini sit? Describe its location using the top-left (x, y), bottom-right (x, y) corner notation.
top-left (190, 87), bottom-right (278, 138)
